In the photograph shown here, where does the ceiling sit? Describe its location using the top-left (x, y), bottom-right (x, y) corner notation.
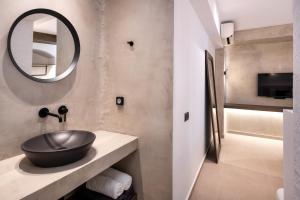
top-left (216, 0), bottom-right (293, 30)
top-left (34, 16), bottom-right (57, 35)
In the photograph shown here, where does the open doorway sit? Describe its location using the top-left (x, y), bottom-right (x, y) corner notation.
top-left (189, 0), bottom-right (292, 199)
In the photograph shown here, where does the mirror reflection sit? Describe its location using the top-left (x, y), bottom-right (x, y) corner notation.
top-left (206, 50), bottom-right (221, 163)
top-left (208, 58), bottom-right (220, 151)
top-left (10, 13), bottom-right (75, 80)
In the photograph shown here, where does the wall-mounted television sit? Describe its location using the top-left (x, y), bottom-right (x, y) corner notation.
top-left (258, 73), bottom-right (293, 99)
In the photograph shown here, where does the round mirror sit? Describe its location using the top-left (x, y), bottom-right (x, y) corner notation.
top-left (7, 9), bottom-right (80, 83)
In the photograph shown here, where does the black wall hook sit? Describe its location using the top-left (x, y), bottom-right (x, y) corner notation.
top-left (127, 41), bottom-right (134, 47)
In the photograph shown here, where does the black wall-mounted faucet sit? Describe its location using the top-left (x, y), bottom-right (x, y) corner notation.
top-left (39, 108), bottom-right (63, 123)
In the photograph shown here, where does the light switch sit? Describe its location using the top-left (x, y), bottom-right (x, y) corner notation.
top-left (184, 112), bottom-right (189, 122)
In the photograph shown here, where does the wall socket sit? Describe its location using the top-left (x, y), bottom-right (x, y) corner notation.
top-left (116, 96), bottom-right (125, 106)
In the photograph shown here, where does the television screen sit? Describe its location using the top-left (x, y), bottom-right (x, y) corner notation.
top-left (258, 73), bottom-right (293, 99)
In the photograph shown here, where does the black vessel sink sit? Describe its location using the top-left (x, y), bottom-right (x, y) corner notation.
top-left (21, 130), bottom-right (96, 167)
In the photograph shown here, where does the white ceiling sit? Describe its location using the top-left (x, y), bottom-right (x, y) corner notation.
top-left (216, 0), bottom-right (293, 30)
top-left (33, 16), bottom-right (57, 35)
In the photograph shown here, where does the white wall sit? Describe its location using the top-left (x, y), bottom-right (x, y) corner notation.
top-left (32, 43), bottom-right (56, 79)
top-left (173, 0), bottom-right (216, 199)
top-left (225, 108), bottom-right (283, 138)
top-left (33, 43), bottom-right (56, 58)
top-left (11, 19), bottom-right (33, 74)
top-left (208, 0), bottom-right (221, 34)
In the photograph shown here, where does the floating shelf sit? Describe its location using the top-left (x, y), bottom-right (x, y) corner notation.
top-left (224, 103), bottom-right (293, 112)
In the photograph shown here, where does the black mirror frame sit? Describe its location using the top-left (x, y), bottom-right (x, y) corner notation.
top-left (205, 50), bottom-right (221, 163)
top-left (7, 8), bottom-right (80, 83)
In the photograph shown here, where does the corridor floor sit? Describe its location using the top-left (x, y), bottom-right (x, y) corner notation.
top-left (190, 133), bottom-right (283, 200)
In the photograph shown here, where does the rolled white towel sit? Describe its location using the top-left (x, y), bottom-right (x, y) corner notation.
top-left (102, 168), bottom-right (132, 190)
top-left (86, 174), bottom-right (124, 199)
top-left (276, 188), bottom-right (284, 200)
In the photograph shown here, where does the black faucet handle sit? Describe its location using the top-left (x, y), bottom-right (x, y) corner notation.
top-left (39, 108), bottom-right (49, 118)
top-left (58, 105), bottom-right (68, 122)
top-left (58, 105), bottom-right (68, 115)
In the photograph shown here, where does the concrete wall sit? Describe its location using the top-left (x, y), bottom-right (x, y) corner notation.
top-left (56, 20), bottom-right (74, 75)
top-left (225, 40), bottom-right (293, 107)
top-left (0, 0), bottom-right (103, 160)
top-left (283, 109), bottom-right (294, 200)
top-left (234, 24), bottom-right (293, 45)
top-left (215, 48), bottom-right (224, 137)
top-left (223, 26), bottom-right (293, 138)
top-left (173, 0), bottom-right (216, 199)
top-left (100, 0), bottom-right (174, 199)
top-left (0, 1), bottom-right (174, 199)
top-left (293, 0), bottom-right (300, 198)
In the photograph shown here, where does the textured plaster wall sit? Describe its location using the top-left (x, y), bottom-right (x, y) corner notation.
top-left (56, 20), bottom-right (75, 75)
top-left (92, 0), bottom-right (174, 200)
top-left (223, 26), bottom-right (293, 138)
top-left (215, 48), bottom-right (224, 137)
top-left (225, 40), bottom-right (293, 107)
top-left (0, 0), bottom-right (104, 160)
top-left (0, 1), bottom-right (174, 199)
top-left (293, 0), bottom-right (300, 198)
top-left (235, 24), bottom-right (293, 45)
top-left (283, 109), bottom-right (294, 200)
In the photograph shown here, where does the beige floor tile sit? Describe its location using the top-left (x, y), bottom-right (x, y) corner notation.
top-left (189, 133), bottom-right (283, 200)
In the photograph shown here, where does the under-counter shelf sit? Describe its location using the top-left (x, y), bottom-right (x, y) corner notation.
top-left (0, 130), bottom-right (138, 200)
top-left (66, 184), bottom-right (137, 200)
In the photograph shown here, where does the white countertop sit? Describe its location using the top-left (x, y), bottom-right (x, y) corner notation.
top-left (0, 130), bottom-right (138, 200)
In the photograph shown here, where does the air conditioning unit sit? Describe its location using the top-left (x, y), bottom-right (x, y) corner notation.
top-left (221, 22), bottom-right (234, 46)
